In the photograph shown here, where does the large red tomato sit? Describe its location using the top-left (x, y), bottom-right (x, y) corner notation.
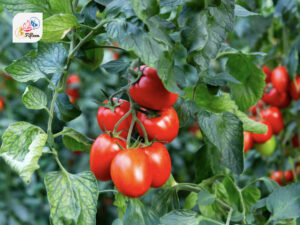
top-left (137, 107), bottom-right (179, 143)
top-left (97, 99), bottom-right (132, 138)
top-left (289, 77), bottom-right (300, 100)
top-left (252, 120), bottom-right (273, 143)
top-left (129, 66), bottom-right (178, 110)
top-left (260, 107), bottom-right (284, 135)
top-left (90, 133), bottom-right (126, 181)
top-left (262, 65), bottom-right (272, 83)
top-left (244, 132), bottom-right (253, 153)
top-left (0, 97), bottom-right (4, 112)
top-left (143, 142), bottom-right (171, 188)
top-left (111, 148), bottom-right (152, 198)
top-left (271, 66), bottom-right (290, 93)
top-left (270, 170), bottom-right (284, 185)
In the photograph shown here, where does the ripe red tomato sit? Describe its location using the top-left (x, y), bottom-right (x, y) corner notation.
top-left (129, 66), bottom-right (178, 110)
top-left (97, 99), bottom-right (132, 139)
top-left (143, 142), bottom-right (171, 188)
top-left (248, 100), bottom-right (264, 116)
top-left (260, 107), bottom-right (284, 135)
top-left (137, 107), bottom-right (179, 143)
top-left (262, 87), bottom-right (290, 108)
top-left (276, 92), bottom-right (291, 108)
top-left (252, 120), bottom-right (273, 143)
top-left (67, 74), bottom-right (81, 85)
top-left (284, 170), bottom-right (294, 182)
top-left (271, 66), bottom-right (290, 93)
top-left (111, 148), bottom-right (152, 198)
top-left (262, 65), bottom-right (272, 83)
top-left (66, 89), bottom-right (79, 99)
top-left (292, 135), bottom-right (299, 147)
top-left (289, 77), bottom-right (300, 100)
top-left (244, 132), bottom-right (253, 153)
top-left (113, 52), bottom-right (119, 60)
top-left (90, 133), bottom-right (126, 181)
top-left (270, 170), bottom-right (284, 185)
top-left (0, 97), bottom-right (4, 112)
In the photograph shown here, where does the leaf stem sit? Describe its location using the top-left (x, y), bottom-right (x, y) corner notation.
top-left (99, 189), bottom-right (118, 194)
top-left (52, 148), bottom-right (68, 175)
top-left (200, 216), bottom-right (225, 225)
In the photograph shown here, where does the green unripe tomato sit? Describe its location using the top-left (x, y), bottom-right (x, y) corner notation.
top-left (255, 135), bottom-right (276, 157)
top-left (195, 130), bottom-right (203, 140)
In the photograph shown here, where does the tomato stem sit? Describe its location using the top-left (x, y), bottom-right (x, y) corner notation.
top-left (136, 117), bottom-right (150, 145)
top-left (112, 109), bottom-right (133, 135)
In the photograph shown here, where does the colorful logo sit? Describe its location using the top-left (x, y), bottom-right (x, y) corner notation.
top-left (13, 13), bottom-right (43, 43)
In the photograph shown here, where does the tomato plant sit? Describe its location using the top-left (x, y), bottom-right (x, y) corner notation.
top-left (1, 0), bottom-right (300, 225)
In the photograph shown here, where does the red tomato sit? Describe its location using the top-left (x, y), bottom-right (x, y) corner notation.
top-left (129, 66), bottom-right (178, 110)
top-left (143, 142), bottom-right (171, 188)
top-left (252, 120), bottom-right (273, 143)
top-left (73, 151), bottom-right (83, 155)
top-left (97, 99), bottom-right (132, 139)
top-left (244, 132), bottom-right (253, 153)
top-left (248, 100), bottom-right (264, 116)
top-left (289, 77), bottom-right (300, 100)
top-left (262, 65), bottom-right (272, 83)
top-left (111, 148), bottom-right (152, 198)
top-left (137, 107), bottom-right (179, 143)
top-left (90, 133), bottom-right (126, 181)
top-left (271, 66), bottom-right (290, 93)
top-left (292, 135), bottom-right (299, 147)
top-left (113, 52), bottom-right (119, 60)
top-left (67, 89), bottom-right (79, 99)
top-left (260, 107), bottom-right (284, 135)
top-left (262, 87), bottom-right (290, 108)
top-left (276, 92), bottom-right (291, 108)
top-left (67, 74), bottom-right (81, 85)
top-left (270, 170), bottom-right (285, 185)
top-left (284, 170), bottom-right (294, 182)
top-left (0, 97), bottom-right (4, 112)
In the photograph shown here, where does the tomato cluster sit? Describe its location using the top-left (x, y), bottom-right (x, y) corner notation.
top-left (90, 66), bottom-right (179, 198)
top-left (66, 74), bottom-right (81, 104)
top-left (270, 170), bottom-right (294, 186)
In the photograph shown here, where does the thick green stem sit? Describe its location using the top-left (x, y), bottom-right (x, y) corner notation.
top-left (113, 109), bottom-right (133, 134)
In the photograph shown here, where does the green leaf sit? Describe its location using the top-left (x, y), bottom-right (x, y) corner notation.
top-left (242, 185), bottom-right (261, 213)
top-left (123, 199), bottom-right (159, 225)
top-left (22, 85), bottom-right (47, 110)
top-left (82, 47), bottom-right (104, 70)
top-left (49, 0), bottom-right (72, 13)
top-left (60, 127), bottom-right (93, 152)
top-left (131, 0), bottom-right (160, 22)
top-left (0, 122), bottom-right (48, 183)
top-left (226, 53), bottom-right (266, 111)
top-left (45, 171), bottom-right (99, 225)
top-left (184, 85), bottom-right (267, 133)
top-left (114, 192), bottom-right (129, 219)
top-left (0, 0), bottom-right (50, 16)
top-left (266, 182), bottom-right (300, 220)
top-left (159, 210), bottom-right (200, 225)
top-left (197, 190), bottom-right (216, 206)
top-left (194, 144), bottom-right (221, 182)
top-left (234, 5), bottom-right (259, 17)
top-left (200, 69), bottom-right (240, 87)
top-left (54, 93), bottom-right (81, 122)
top-left (198, 110), bottom-right (244, 174)
top-left (101, 59), bottom-right (131, 74)
top-left (283, 37), bottom-right (300, 79)
top-left (42, 14), bottom-right (78, 42)
top-left (173, 98), bottom-right (198, 128)
top-left (5, 43), bottom-right (67, 82)
top-left (179, 0), bottom-right (235, 69)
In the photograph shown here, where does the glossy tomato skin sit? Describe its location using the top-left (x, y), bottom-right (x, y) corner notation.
top-left (143, 142), bottom-right (171, 188)
top-left (289, 77), bottom-right (300, 100)
top-left (270, 170), bottom-right (285, 185)
top-left (0, 97), bottom-right (4, 112)
top-left (111, 149), bottom-right (152, 198)
top-left (252, 120), bottom-right (273, 143)
top-left (97, 99), bottom-right (132, 139)
top-left (292, 135), bottom-right (299, 147)
top-left (284, 170), bottom-right (294, 182)
top-left (262, 65), bottom-right (272, 83)
top-left (67, 89), bottom-right (79, 99)
top-left (137, 107), bottom-right (179, 143)
top-left (271, 66), bottom-right (290, 93)
top-left (244, 132), bottom-right (253, 153)
top-left (90, 133), bottom-right (126, 181)
top-left (262, 87), bottom-right (280, 105)
top-left (129, 66), bottom-right (178, 110)
top-left (255, 135), bottom-right (276, 157)
top-left (260, 107), bottom-right (284, 135)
